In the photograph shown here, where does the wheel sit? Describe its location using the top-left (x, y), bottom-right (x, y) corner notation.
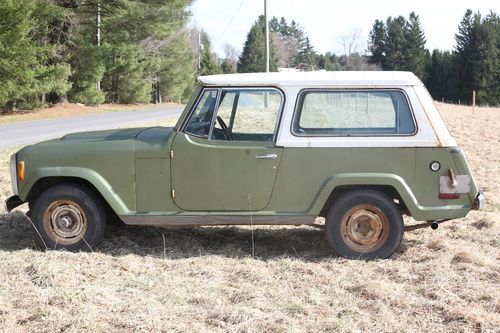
top-left (325, 190), bottom-right (403, 260)
top-left (31, 184), bottom-right (106, 251)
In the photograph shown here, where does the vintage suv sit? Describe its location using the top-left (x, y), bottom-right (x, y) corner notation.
top-left (6, 72), bottom-right (484, 259)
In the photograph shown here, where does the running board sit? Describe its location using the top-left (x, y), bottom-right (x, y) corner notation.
top-left (119, 215), bottom-right (316, 227)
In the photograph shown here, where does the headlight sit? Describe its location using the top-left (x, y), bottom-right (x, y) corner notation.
top-left (10, 154), bottom-right (19, 195)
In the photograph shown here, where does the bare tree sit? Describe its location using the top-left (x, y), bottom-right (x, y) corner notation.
top-left (222, 43), bottom-right (239, 63)
top-left (339, 28), bottom-right (362, 56)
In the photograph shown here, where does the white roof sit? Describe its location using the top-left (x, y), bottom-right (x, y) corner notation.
top-left (198, 71), bottom-right (423, 87)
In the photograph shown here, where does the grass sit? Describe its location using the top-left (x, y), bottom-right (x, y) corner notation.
top-left (0, 103), bottom-right (498, 332)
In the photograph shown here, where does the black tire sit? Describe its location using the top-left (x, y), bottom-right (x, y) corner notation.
top-left (325, 190), bottom-right (403, 260)
top-left (31, 184), bottom-right (106, 251)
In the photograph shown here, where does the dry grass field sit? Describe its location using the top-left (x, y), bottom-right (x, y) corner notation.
top-left (0, 103), bottom-right (498, 332)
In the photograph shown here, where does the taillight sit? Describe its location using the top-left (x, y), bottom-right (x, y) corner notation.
top-left (439, 193), bottom-right (460, 199)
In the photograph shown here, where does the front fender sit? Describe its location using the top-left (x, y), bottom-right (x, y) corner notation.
top-left (310, 173), bottom-right (470, 221)
top-left (19, 167), bottom-right (132, 216)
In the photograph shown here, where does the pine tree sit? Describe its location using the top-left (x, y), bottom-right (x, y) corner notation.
top-left (368, 20), bottom-right (386, 68)
top-left (199, 47), bottom-right (222, 75)
top-left (427, 50), bottom-right (456, 101)
top-left (454, 10), bottom-right (484, 104)
top-left (404, 12), bottom-right (428, 79)
top-left (384, 16), bottom-right (408, 71)
top-left (295, 36), bottom-right (317, 70)
top-left (237, 16), bottom-right (278, 73)
top-left (0, 0), bottom-right (71, 110)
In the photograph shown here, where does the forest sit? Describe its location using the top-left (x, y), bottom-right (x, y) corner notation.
top-left (0, 1), bottom-right (498, 110)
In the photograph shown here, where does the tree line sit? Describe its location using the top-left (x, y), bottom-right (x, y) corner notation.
top-left (1, 2), bottom-right (498, 111)
top-left (202, 10), bottom-right (498, 106)
top-left (0, 0), bottom-right (195, 110)
top-left (368, 10), bottom-right (499, 106)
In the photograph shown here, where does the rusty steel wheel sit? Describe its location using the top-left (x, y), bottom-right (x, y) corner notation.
top-left (325, 190), bottom-right (403, 260)
top-left (42, 200), bottom-right (88, 245)
top-left (339, 204), bottom-right (390, 253)
top-left (31, 184), bottom-right (106, 251)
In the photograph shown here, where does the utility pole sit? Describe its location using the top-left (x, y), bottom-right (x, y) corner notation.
top-left (96, 1), bottom-right (101, 103)
top-left (198, 31), bottom-right (202, 70)
top-left (264, 0), bottom-right (269, 72)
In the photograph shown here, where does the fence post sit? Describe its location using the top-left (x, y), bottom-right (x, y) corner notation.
top-left (472, 90), bottom-right (476, 114)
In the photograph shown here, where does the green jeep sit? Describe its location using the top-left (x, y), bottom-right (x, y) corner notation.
top-left (5, 72), bottom-right (484, 259)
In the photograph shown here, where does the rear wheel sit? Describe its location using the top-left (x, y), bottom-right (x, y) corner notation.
top-left (325, 190), bottom-right (403, 260)
top-left (31, 184), bottom-right (106, 251)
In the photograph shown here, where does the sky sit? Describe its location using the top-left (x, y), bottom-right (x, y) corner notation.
top-left (189, 0), bottom-right (499, 57)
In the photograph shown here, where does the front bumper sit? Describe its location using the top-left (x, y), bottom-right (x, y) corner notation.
top-left (5, 195), bottom-right (24, 212)
top-left (472, 192), bottom-right (485, 210)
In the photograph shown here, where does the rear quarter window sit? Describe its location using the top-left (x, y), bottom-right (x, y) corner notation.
top-left (292, 89), bottom-right (416, 136)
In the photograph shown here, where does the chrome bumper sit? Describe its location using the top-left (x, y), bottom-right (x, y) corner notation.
top-left (472, 192), bottom-right (485, 210)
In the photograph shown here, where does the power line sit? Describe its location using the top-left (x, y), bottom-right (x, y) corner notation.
top-left (213, 0), bottom-right (246, 46)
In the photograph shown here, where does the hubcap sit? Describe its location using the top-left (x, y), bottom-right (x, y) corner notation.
top-left (340, 204), bottom-right (389, 253)
top-left (43, 200), bottom-right (87, 245)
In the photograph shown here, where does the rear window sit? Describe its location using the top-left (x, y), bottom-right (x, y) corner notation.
top-left (292, 90), bottom-right (416, 136)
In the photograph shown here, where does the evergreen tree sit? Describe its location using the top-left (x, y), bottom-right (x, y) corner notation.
top-left (295, 36), bottom-right (317, 70)
top-left (427, 50), bottom-right (456, 101)
top-left (368, 19), bottom-right (386, 67)
top-left (0, 0), bottom-right (71, 110)
top-left (404, 12), bottom-right (428, 79)
top-left (384, 16), bottom-right (408, 71)
top-left (453, 10), bottom-right (484, 104)
top-left (199, 47), bottom-right (222, 75)
top-left (237, 16), bottom-right (278, 73)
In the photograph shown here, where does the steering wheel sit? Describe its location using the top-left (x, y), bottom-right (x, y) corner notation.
top-left (217, 116), bottom-right (233, 140)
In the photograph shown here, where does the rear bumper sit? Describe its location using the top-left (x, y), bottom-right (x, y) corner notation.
top-left (472, 192), bottom-right (485, 210)
top-left (4, 195), bottom-right (24, 212)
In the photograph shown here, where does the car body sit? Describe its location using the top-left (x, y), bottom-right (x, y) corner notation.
top-left (6, 71), bottom-right (484, 258)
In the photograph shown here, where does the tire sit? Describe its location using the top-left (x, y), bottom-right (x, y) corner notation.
top-left (325, 190), bottom-right (403, 260)
top-left (31, 184), bottom-right (106, 251)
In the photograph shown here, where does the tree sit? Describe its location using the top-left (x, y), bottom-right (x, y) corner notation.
top-left (384, 16), bottom-right (408, 71)
top-left (220, 43), bottom-right (238, 73)
top-left (69, 0), bottom-right (195, 104)
top-left (199, 47), bottom-right (222, 75)
top-left (404, 12), bottom-right (429, 79)
top-left (453, 10), bottom-right (485, 104)
top-left (368, 19), bottom-right (386, 67)
top-left (0, 0), bottom-right (71, 110)
top-left (295, 36), bottom-right (317, 70)
top-left (427, 50), bottom-right (456, 101)
top-left (237, 16), bottom-right (278, 73)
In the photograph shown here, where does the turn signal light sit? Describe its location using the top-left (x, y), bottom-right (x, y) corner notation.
top-left (439, 193), bottom-right (460, 199)
top-left (17, 161), bottom-right (25, 182)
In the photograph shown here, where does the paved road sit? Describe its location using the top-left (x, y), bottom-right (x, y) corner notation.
top-left (0, 105), bottom-right (183, 148)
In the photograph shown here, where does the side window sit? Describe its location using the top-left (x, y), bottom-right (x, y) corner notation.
top-left (212, 89), bottom-right (282, 141)
top-left (184, 89), bottom-right (218, 138)
top-left (293, 90), bottom-right (416, 136)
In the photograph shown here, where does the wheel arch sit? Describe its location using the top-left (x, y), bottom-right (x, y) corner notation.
top-left (311, 173), bottom-right (420, 219)
top-left (20, 167), bottom-right (131, 216)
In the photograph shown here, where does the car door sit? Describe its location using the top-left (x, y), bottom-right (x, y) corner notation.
top-left (170, 87), bottom-right (284, 211)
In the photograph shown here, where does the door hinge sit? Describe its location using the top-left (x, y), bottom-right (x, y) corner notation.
top-left (171, 189), bottom-right (175, 199)
top-left (169, 149), bottom-right (174, 159)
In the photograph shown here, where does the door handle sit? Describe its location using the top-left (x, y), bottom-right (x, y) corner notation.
top-left (256, 153), bottom-right (278, 159)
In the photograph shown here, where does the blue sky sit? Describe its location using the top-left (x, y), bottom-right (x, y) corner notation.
top-left (189, 0), bottom-right (499, 56)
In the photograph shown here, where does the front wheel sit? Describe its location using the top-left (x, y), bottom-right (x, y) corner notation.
top-left (325, 190), bottom-right (403, 260)
top-left (31, 184), bottom-right (106, 251)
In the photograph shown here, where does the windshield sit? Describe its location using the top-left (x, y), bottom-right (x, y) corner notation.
top-left (174, 84), bottom-right (202, 130)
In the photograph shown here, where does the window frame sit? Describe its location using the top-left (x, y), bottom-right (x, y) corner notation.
top-left (291, 88), bottom-right (418, 137)
top-left (181, 86), bottom-right (286, 143)
top-left (181, 88), bottom-right (221, 139)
